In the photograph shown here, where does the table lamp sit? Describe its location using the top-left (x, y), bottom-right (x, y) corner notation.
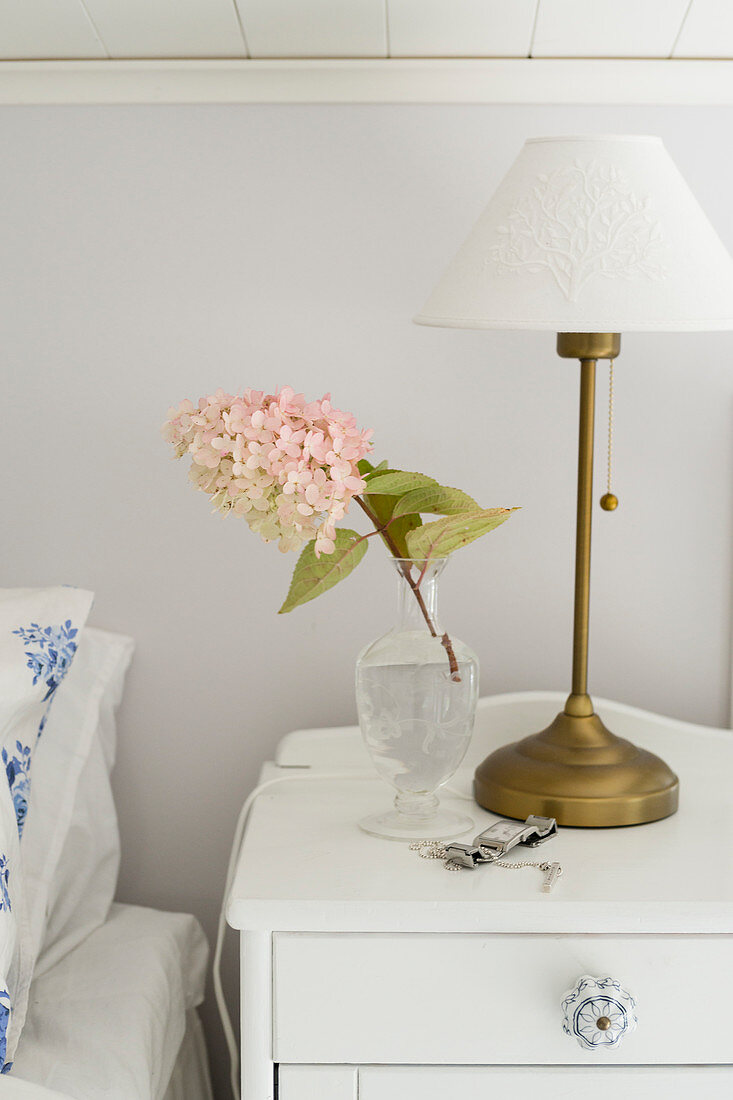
top-left (415, 135), bottom-right (733, 827)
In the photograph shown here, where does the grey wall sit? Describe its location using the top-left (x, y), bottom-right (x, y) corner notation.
top-left (2, 102), bottom-right (732, 1097)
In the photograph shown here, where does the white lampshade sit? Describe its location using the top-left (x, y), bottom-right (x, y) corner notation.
top-left (415, 135), bottom-right (733, 333)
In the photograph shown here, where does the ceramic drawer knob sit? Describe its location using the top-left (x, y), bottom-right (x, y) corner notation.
top-left (561, 975), bottom-right (638, 1051)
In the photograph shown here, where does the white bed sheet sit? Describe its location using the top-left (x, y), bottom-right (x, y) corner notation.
top-left (0, 1010), bottom-right (212, 1100)
top-left (162, 1010), bottom-right (214, 1100)
top-left (11, 903), bottom-right (209, 1100)
top-left (0, 1080), bottom-right (69, 1099)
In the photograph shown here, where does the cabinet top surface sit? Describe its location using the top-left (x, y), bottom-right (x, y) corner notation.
top-left (227, 693), bottom-right (733, 934)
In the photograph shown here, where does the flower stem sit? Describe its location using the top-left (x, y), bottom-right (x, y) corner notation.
top-left (354, 495), bottom-right (461, 681)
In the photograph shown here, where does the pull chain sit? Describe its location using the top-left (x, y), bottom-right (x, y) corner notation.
top-left (600, 358), bottom-right (618, 512)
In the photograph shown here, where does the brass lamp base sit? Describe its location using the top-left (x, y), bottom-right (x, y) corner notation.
top-left (474, 696), bottom-right (679, 827)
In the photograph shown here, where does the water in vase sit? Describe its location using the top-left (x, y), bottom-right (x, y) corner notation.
top-left (356, 559), bottom-right (479, 840)
top-left (357, 654), bottom-right (477, 793)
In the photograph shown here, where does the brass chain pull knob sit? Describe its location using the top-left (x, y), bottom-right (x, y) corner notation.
top-left (600, 359), bottom-right (618, 512)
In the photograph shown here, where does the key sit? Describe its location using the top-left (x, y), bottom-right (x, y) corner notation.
top-left (542, 862), bottom-right (562, 893)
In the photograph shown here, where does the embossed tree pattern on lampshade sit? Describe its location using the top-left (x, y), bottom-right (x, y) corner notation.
top-left (491, 160), bottom-right (666, 302)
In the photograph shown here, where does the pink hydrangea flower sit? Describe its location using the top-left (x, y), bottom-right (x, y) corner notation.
top-left (163, 387), bottom-right (373, 554)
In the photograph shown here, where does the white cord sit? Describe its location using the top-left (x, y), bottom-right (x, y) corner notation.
top-left (214, 771), bottom-right (475, 1099)
top-left (215, 771), bottom-right (378, 1100)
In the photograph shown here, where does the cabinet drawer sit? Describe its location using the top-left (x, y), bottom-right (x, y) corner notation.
top-left (273, 933), bottom-right (733, 1065)
top-left (279, 1065), bottom-right (733, 1100)
top-left (358, 1066), bottom-right (733, 1100)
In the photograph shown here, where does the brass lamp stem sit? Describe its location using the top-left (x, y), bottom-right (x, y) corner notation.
top-left (557, 332), bottom-right (620, 718)
top-left (567, 358), bottom-right (596, 717)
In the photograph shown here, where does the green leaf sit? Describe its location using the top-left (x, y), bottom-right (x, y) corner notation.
top-left (365, 471), bottom-right (439, 496)
top-left (358, 457), bottom-right (389, 478)
top-left (373, 512), bottom-right (422, 560)
top-left (405, 508), bottom-right (517, 561)
top-left (361, 484), bottom-right (421, 559)
top-left (391, 485), bottom-right (479, 520)
top-left (358, 464), bottom-right (425, 559)
top-left (364, 465), bottom-right (402, 482)
top-left (278, 529), bottom-right (368, 613)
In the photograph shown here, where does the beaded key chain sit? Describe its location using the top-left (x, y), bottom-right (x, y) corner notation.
top-left (600, 358), bottom-right (618, 512)
top-left (410, 839), bottom-right (562, 892)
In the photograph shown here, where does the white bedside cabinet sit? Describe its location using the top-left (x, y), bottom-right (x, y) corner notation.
top-left (226, 692), bottom-right (733, 1099)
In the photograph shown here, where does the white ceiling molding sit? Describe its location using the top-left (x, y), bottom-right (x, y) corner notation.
top-left (0, 59), bottom-right (732, 106)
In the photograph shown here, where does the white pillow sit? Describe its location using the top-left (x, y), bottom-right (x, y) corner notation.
top-left (31, 627), bottom-right (133, 976)
top-left (0, 779), bottom-right (19, 1076)
top-left (0, 587), bottom-right (94, 1071)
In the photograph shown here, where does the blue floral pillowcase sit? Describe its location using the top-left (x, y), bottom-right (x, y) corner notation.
top-left (0, 587), bottom-right (94, 1073)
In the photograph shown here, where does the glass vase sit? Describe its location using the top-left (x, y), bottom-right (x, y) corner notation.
top-left (355, 557), bottom-right (479, 840)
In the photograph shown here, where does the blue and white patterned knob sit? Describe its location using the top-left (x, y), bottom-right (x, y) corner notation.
top-left (561, 975), bottom-right (637, 1051)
